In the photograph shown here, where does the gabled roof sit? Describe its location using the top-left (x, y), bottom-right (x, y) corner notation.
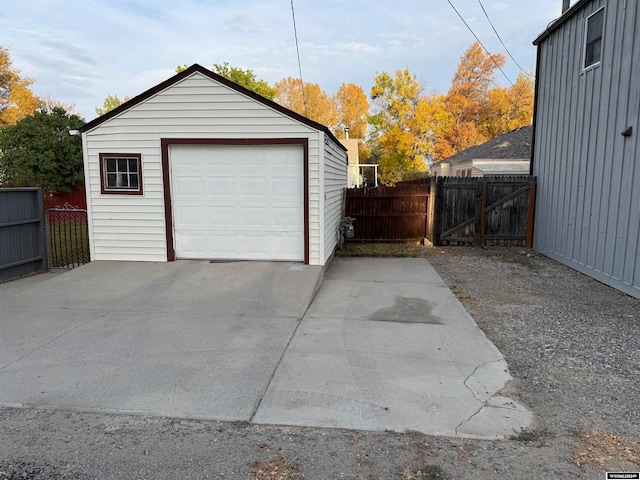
top-left (79, 64), bottom-right (346, 150)
top-left (438, 126), bottom-right (532, 167)
top-left (533, 0), bottom-right (592, 45)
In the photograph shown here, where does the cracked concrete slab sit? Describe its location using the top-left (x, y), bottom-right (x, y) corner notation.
top-left (254, 258), bottom-right (532, 439)
top-left (1, 257), bottom-right (531, 439)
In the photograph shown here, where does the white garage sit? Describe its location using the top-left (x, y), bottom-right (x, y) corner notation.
top-left (79, 64), bottom-right (347, 266)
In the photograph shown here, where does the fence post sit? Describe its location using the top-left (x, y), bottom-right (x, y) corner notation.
top-left (526, 180), bottom-right (536, 248)
top-left (432, 177), bottom-right (444, 246)
top-left (478, 178), bottom-right (488, 247)
top-left (37, 188), bottom-right (50, 272)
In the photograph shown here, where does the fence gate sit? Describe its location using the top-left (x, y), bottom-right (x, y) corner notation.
top-left (437, 175), bottom-right (536, 247)
top-left (438, 177), bottom-right (481, 245)
top-left (46, 203), bottom-right (90, 268)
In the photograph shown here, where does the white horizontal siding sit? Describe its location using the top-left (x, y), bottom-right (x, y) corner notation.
top-left (84, 71), bottom-right (323, 264)
top-left (323, 134), bottom-right (348, 263)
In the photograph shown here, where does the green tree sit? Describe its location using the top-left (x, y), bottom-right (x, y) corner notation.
top-left (0, 107), bottom-right (85, 196)
top-left (95, 94), bottom-right (131, 116)
top-left (177, 62), bottom-right (277, 100)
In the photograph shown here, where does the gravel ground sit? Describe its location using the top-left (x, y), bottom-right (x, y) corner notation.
top-left (1, 246), bottom-right (638, 479)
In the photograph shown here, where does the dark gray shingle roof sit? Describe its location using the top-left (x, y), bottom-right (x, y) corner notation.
top-left (440, 125), bottom-right (532, 166)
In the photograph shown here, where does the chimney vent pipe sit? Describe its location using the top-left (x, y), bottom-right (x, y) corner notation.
top-left (562, 0), bottom-right (570, 13)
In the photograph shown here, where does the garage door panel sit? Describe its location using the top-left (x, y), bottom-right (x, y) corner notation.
top-left (175, 205), bottom-right (205, 225)
top-left (208, 177), bottom-right (236, 196)
top-left (239, 177), bottom-right (267, 196)
top-left (271, 233), bottom-right (304, 257)
top-left (241, 235), bottom-right (271, 256)
top-left (207, 234), bottom-right (238, 256)
top-left (272, 207), bottom-right (302, 227)
top-left (272, 177), bottom-right (302, 196)
top-left (171, 144), bottom-right (304, 261)
top-left (175, 233), bottom-right (207, 256)
top-left (209, 206), bottom-right (237, 226)
top-left (175, 176), bottom-right (204, 195)
top-left (240, 207), bottom-right (268, 226)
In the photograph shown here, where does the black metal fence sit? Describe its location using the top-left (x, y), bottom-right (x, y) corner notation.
top-left (46, 203), bottom-right (90, 268)
top-left (0, 188), bottom-right (49, 282)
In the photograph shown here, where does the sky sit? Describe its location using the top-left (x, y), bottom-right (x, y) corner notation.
top-left (1, 0), bottom-right (570, 121)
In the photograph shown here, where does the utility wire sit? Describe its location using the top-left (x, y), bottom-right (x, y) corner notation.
top-left (446, 0), bottom-right (514, 86)
top-left (290, 0), bottom-right (307, 114)
top-left (477, 0), bottom-right (534, 77)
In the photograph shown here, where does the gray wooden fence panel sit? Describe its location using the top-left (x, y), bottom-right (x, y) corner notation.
top-left (0, 188), bottom-right (48, 282)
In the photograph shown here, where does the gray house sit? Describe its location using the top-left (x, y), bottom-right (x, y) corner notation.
top-left (430, 126), bottom-right (531, 177)
top-left (531, 0), bottom-right (640, 299)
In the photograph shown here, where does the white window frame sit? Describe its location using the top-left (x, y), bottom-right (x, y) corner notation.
top-left (583, 6), bottom-right (605, 71)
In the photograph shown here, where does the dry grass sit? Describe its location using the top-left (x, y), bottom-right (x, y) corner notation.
top-left (448, 285), bottom-right (474, 302)
top-left (572, 431), bottom-right (640, 469)
top-left (337, 242), bottom-right (429, 258)
top-left (250, 455), bottom-right (304, 480)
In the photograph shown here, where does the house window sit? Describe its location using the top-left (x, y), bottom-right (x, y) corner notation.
top-left (466, 169), bottom-right (472, 177)
top-left (100, 153), bottom-right (143, 195)
top-left (584, 7), bottom-right (604, 69)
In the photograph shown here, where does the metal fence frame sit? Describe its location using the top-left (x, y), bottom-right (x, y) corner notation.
top-left (46, 203), bottom-right (90, 269)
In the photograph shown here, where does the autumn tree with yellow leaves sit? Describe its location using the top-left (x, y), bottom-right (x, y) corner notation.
top-left (274, 77), bottom-right (339, 131)
top-left (334, 83), bottom-right (369, 139)
top-left (436, 42), bottom-right (534, 161)
top-left (368, 69), bottom-right (453, 185)
top-left (367, 43), bottom-right (535, 183)
top-left (0, 46), bottom-right (39, 128)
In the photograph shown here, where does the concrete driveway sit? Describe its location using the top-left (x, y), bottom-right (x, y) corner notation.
top-left (0, 258), bottom-right (531, 439)
top-left (0, 261), bottom-right (322, 420)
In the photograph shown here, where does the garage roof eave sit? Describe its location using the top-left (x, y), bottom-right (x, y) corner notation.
top-left (79, 64), bottom-right (347, 151)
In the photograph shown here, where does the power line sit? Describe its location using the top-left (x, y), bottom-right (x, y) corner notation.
top-left (477, 0), bottom-right (534, 77)
top-left (290, 0), bottom-right (307, 114)
top-left (446, 0), bottom-right (514, 86)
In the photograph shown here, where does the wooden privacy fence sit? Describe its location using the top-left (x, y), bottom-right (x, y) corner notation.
top-left (436, 175), bottom-right (536, 246)
top-left (345, 175), bottom-right (536, 247)
top-left (0, 188), bottom-right (48, 282)
top-left (345, 184), bottom-right (431, 242)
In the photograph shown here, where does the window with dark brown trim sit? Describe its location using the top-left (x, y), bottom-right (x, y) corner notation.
top-left (99, 153), bottom-right (143, 195)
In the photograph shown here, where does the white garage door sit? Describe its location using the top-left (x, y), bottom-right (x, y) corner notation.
top-left (170, 144), bottom-right (304, 261)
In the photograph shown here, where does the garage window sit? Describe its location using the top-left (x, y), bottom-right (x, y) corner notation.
top-left (100, 153), bottom-right (143, 195)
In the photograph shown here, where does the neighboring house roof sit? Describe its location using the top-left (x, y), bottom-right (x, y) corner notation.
top-left (79, 64), bottom-right (346, 151)
top-left (533, 0), bottom-right (592, 45)
top-left (437, 125), bottom-right (532, 167)
top-left (473, 160), bottom-right (530, 174)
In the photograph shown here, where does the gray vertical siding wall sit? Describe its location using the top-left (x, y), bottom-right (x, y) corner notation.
top-left (532, 0), bottom-right (640, 299)
top-left (0, 188), bottom-right (49, 282)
